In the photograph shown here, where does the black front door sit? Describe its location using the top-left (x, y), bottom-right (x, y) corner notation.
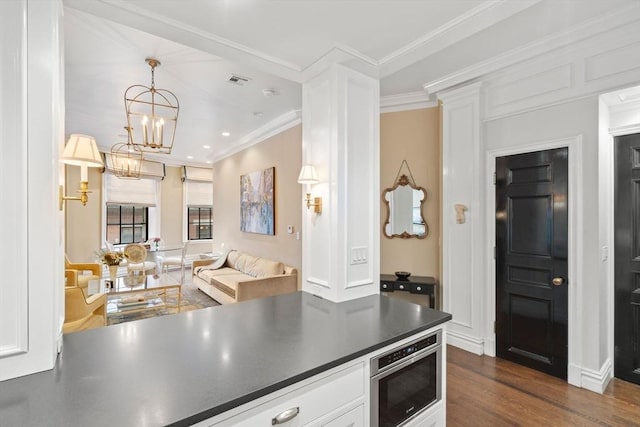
top-left (614, 133), bottom-right (640, 385)
top-left (496, 148), bottom-right (569, 379)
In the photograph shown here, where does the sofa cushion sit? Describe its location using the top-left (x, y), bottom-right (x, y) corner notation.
top-left (210, 273), bottom-right (254, 299)
top-left (246, 258), bottom-right (284, 278)
top-left (195, 266), bottom-right (238, 279)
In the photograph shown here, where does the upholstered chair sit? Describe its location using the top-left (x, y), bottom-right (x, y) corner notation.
top-left (65, 254), bottom-right (102, 289)
top-left (63, 286), bottom-right (106, 334)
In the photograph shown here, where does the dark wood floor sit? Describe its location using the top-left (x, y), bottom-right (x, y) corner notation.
top-left (447, 346), bottom-right (640, 426)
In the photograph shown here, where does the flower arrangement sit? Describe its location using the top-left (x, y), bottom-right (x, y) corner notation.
top-left (95, 248), bottom-right (125, 266)
top-left (148, 237), bottom-right (161, 249)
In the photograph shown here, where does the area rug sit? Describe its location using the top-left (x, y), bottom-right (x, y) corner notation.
top-left (107, 281), bottom-right (220, 326)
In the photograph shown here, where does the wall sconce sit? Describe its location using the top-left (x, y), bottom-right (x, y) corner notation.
top-left (297, 165), bottom-right (322, 214)
top-left (59, 134), bottom-right (104, 210)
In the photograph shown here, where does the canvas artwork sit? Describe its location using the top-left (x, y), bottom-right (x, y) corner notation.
top-left (240, 167), bottom-right (275, 235)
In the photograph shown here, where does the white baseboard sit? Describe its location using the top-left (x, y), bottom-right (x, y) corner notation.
top-left (577, 358), bottom-right (613, 394)
top-left (447, 330), bottom-right (485, 355)
top-left (483, 337), bottom-right (496, 357)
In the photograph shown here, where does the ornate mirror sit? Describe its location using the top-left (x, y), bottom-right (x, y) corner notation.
top-left (383, 161), bottom-right (428, 239)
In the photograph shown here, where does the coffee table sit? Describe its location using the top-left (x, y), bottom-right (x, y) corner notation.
top-left (100, 273), bottom-right (182, 317)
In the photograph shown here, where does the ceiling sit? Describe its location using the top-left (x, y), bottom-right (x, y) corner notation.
top-left (63, 0), bottom-right (636, 166)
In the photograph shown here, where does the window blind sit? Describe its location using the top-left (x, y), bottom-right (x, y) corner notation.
top-left (182, 166), bottom-right (213, 182)
top-left (185, 181), bottom-right (213, 207)
top-left (104, 173), bottom-right (158, 207)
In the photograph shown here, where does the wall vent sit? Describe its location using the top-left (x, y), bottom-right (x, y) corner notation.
top-left (228, 74), bottom-right (250, 86)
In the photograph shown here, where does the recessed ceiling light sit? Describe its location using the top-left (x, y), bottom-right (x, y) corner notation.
top-left (221, 132), bottom-right (230, 137)
top-left (206, 160), bottom-right (212, 164)
top-left (253, 111), bottom-right (263, 117)
top-left (187, 156), bottom-right (193, 159)
top-left (262, 88), bottom-right (279, 97)
top-left (203, 145), bottom-right (210, 149)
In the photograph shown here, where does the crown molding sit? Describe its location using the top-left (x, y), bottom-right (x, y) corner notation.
top-left (423, 2), bottom-right (640, 96)
top-left (380, 91), bottom-right (437, 113)
top-left (211, 110), bottom-right (302, 163)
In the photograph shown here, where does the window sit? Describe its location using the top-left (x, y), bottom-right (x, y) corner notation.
top-left (188, 207), bottom-right (212, 240)
top-left (106, 205), bottom-right (149, 244)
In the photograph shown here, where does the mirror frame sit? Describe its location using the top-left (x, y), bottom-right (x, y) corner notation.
top-left (382, 174), bottom-right (428, 239)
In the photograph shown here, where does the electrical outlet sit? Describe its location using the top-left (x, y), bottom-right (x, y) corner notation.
top-left (287, 225), bottom-right (294, 234)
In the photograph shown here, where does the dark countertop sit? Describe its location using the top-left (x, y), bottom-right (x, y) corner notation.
top-left (0, 291), bottom-right (451, 427)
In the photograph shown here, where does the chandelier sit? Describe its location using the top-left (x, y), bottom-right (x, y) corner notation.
top-left (124, 58), bottom-right (179, 154)
top-left (110, 127), bottom-right (143, 179)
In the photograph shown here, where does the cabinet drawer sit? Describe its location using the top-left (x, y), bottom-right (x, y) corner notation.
top-left (410, 283), bottom-right (430, 295)
top-left (394, 282), bottom-right (409, 292)
top-left (214, 362), bottom-right (364, 426)
top-left (321, 404), bottom-right (364, 427)
top-left (380, 281), bottom-right (394, 292)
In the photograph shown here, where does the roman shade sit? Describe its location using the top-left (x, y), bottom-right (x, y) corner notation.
top-left (185, 181), bottom-right (213, 207)
top-left (104, 173), bottom-right (158, 207)
top-left (182, 166), bottom-right (213, 182)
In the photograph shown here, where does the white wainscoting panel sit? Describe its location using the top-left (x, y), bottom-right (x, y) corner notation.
top-left (479, 15), bottom-right (640, 121)
top-left (0, 0), bottom-right (63, 382)
top-left (439, 83), bottom-right (484, 348)
top-left (0, 0), bottom-right (28, 361)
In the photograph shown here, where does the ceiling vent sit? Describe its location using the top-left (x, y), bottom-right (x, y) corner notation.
top-left (228, 74), bottom-right (251, 86)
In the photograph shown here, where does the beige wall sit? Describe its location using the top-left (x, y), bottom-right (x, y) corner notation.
top-left (160, 166), bottom-right (184, 248)
top-left (380, 107), bottom-right (441, 281)
top-left (212, 125), bottom-right (302, 281)
top-left (65, 166), bottom-right (102, 263)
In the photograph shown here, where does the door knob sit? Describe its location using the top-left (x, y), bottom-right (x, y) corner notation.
top-left (552, 277), bottom-right (565, 286)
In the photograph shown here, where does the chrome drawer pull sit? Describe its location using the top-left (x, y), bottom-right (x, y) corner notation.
top-left (272, 407), bottom-right (300, 425)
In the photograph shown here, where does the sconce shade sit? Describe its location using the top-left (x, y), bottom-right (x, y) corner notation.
top-left (61, 134), bottom-right (103, 167)
top-left (124, 58), bottom-right (179, 155)
top-left (297, 165), bottom-right (319, 184)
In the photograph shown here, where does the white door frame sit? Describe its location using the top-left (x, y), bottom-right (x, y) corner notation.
top-left (484, 135), bottom-right (583, 387)
top-left (606, 123), bottom-right (640, 387)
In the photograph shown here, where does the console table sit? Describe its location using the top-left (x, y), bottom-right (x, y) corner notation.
top-left (380, 274), bottom-right (437, 309)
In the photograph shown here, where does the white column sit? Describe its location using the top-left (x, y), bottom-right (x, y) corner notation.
top-left (0, 0), bottom-right (64, 381)
top-left (438, 82), bottom-right (486, 354)
top-left (301, 64), bottom-right (380, 302)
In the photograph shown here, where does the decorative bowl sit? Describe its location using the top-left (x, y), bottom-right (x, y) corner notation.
top-left (395, 271), bottom-right (411, 280)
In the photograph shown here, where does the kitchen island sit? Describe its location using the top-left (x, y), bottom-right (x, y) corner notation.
top-left (0, 291), bottom-right (451, 426)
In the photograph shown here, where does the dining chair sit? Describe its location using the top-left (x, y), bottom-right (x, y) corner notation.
top-left (160, 241), bottom-right (189, 283)
top-left (124, 243), bottom-right (156, 275)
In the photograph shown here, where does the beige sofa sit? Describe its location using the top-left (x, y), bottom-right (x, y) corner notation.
top-left (192, 250), bottom-right (297, 304)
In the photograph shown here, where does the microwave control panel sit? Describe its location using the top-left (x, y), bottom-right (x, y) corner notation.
top-left (377, 333), bottom-right (438, 370)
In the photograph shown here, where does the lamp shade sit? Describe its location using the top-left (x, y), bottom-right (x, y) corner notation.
top-left (61, 134), bottom-right (103, 167)
top-left (297, 165), bottom-right (319, 184)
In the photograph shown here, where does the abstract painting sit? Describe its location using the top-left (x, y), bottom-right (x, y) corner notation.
top-left (240, 167), bottom-right (275, 235)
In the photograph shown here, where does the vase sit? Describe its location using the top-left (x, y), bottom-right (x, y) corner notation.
top-left (108, 265), bottom-right (118, 282)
